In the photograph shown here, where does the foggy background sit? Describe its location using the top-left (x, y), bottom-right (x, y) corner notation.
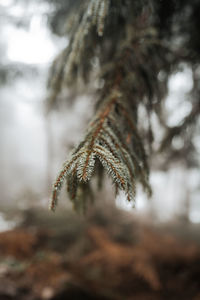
top-left (0, 0), bottom-right (200, 231)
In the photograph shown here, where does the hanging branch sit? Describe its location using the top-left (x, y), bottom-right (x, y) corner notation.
top-left (50, 86), bottom-right (151, 211)
top-left (48, 0), bottom-right (174, 211)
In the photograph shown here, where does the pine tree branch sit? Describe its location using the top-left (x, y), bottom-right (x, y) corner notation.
top-left (50, 81), bottom-right (151, 211)
top-left (48, 0), bottom-right (173, 211)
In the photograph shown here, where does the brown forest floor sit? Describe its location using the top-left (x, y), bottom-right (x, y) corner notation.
top-left (0, 208), bottom-right (200, 300)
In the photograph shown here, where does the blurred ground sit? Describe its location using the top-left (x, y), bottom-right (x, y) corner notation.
top-left (0, 207), bottom-right (200, 300)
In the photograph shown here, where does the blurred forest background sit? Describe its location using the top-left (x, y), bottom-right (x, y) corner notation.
top-left (0, 0), bottom-right (200, 299)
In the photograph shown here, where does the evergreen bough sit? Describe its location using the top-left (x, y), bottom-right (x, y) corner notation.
top-left (48, 0), bottom-right (200, 211)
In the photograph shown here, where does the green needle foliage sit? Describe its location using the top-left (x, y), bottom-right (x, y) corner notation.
top-left (48, 0), bottom-right (200, 211)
